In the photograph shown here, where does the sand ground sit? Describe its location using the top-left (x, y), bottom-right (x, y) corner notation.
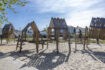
top-left (0, 41), bottom-right (105, 70)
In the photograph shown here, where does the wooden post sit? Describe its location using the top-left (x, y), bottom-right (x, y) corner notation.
top-left (97, 28), bottom-right (100, 44)
top-left (96, 38), bottom-right (99, 44)
top-left (83, 28), bottom-right (86, 50)
top-left (0, 35), bottom-right (2, 44)
top-left (86, 37), bottom-right (89, 48)
top-left (55, 29), bottom-right (59, 53)
top-left (6, 38), bottom-right (9, 44)
top-left (54, 29), bottom-right (56, 41)
top-left (73, 28), bottom-right (77, 52)
top-left (84, 26), bottom-right (89, 50)
top-left (32, 34), bottom-right (34, 42)
top-left (47, 29), bottom-right (49, 49)
top-left (83, 37), bottom-right (85, 50)
top-left (16, 35), bottom-right (20, 50)
top-left (35, 31), bottom-right (39, 53)
top-left (19, 35), bottom-right (23, 53)
top-left (68, 30), bottom-right (71, 52)
top-left (75, 32), bottom-right (77, 52)
top-left (87, 28), bottom-right (90, 48)
top-left (49, 28), bottom-right (52, 40)
top-left (64, 29), bottom-right (68, 40)
top-left (41, 36), bottom-right (44, 49)
top-left (47, 28), bottom-right (50, 48)
top-left (47, 35), bottom-right (49, 49)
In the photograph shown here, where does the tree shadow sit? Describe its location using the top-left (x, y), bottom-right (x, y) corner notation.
top-left (20, 51), bottom-right (69, 70)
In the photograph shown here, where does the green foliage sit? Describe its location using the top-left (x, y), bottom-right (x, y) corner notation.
top-left (0, 0), bottom-right (27, 26)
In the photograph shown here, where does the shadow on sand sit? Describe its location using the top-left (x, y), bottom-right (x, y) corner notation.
top-left (0, 52), bottom-right (6, 59)
top-left (93, 51), bottom-right (105, 63)
top-left (0, 43), bottom-right (18, 46)
top-left (81, 47), bottom-right (105, 63)
top-left (20, 51), bottom-right (70, 70)
top-left (0, 49), bottom-right (34, 60)
top-left (0, 46), bottom-right (71, 70)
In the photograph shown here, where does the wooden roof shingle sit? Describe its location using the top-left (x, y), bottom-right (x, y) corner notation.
top-left (90, 17), bottom-right (105, 28)
top-left (49, 17), bottom-right (67, 29)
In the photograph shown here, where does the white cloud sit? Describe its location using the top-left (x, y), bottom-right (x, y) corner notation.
top-left (29, 0), bottom-right (105, 27)
top-left (29, 0), bottom-right (103, 12)
top-left (66, 8), bottom-right (105, 27)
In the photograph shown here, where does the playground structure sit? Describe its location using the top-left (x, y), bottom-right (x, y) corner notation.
top-left (0, 23), bottom-right (15, 44)
top-left (73, 26), bottom-right (85, 51)
top-left (47, 17), bottom-right (71, 53)
top-left (16, 21), bottom-right (44, 53)
top-left (83, 17), bottom-right (105, 49)
top-left (2, 17), bottom-right (105, 54)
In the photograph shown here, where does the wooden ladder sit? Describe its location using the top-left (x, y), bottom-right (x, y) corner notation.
top-left (16, 34), bottom-right (23, 53)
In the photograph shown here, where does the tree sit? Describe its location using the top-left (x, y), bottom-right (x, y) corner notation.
top-left (0, 0), bottom-right (27, 26)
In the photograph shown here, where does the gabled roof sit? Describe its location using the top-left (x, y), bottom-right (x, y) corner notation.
top-left (3, 23), bottom-right (14, 29)
top-left (2, 23), bottom-right (15, 34)
top-left (49, 17), bottom-right (68, 28)
top-left (22, 21), bottom-right (39, 33)
top-left (90, 17), bottom-right (105, 28)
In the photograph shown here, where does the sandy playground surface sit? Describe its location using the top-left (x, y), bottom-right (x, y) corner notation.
top-left (0, 40), bottom-right (105, 70)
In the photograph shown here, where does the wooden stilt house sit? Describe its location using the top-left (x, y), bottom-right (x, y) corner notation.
top-left (47, 17), bottom-right (71, 53)
top-left (1, 23), bottom-right (15, 44)
top-left (84, 17), bottom-right (105, 48)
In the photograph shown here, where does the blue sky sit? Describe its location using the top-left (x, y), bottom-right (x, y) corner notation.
top-left (5, 0), bottom-right (105, 30)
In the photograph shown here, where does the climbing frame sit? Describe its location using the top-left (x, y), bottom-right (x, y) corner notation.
top-left (16, 21), bottom-right (44, 53)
